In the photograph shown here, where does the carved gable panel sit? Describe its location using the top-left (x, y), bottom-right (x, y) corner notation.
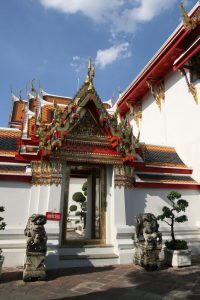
top-left (69, 110), bottom-right (105, 137)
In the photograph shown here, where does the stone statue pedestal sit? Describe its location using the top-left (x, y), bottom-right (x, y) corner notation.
top-left (134, 242), bottom-right (162, 271)
top-left (23, 252), bottom-right (46, 282)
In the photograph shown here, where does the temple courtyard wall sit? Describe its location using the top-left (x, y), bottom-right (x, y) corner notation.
top-left (1, 173), bottom-right (200, 268)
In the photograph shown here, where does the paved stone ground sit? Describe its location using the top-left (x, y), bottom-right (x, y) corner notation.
top-left (1, 257), bottom-right (200, 300)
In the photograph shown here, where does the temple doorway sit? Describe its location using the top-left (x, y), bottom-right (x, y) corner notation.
top-left (62, 164), bottom-right (106, 245)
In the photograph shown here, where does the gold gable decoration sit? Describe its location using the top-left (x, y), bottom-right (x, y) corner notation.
top-left (179, 68), bottom-right (198, 104)
top-left (180, 2), bottom-right (200, 31)
top-left (114, 165), bottom-right (135, 188)
top-left (146, 79), bottom-right (165, 110)
top-left (68, 110), bottom-right (105, 137)
top-left (31, 161), bottom-right (62, 185)
top-left (127, 101), bottom-right (142, 128)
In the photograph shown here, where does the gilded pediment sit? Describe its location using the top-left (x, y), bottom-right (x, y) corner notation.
top-left (68, 110), bottom-right (105, 137)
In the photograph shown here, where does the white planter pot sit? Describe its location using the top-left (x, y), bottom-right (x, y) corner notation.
top-left (0, 256), bottom-right (4, 279)
top-left (164, 248), bottom-right (191, 267)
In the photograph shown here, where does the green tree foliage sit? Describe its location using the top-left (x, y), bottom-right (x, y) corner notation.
top-left (71, 181), bottom-right (87, 228)
top-left (157, 191), bottom-right (189, 250)
top-left (69, 205), bottom-right (77, 212)
top-left (82, 181), bottom-right (88, 196)
top-left (0, 206), bottom-right (6, 257)
top-left (72, 192), bottom-right (86, 203)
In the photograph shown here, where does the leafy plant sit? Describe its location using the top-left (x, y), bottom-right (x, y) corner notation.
top-left (157, 191), bottom-right (189, 250)
top-left (71, 181), bottom-right (87, 228)
top-left (0, 206), bottom-right (6, 258)
top-left (72, 192), bottom-right (86, 203)
top-left (69, 205), bottom-right (78, 212)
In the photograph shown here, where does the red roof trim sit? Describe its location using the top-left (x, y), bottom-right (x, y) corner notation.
top-left (118, 4), bottom-right (200, 115)
top-left (0, 174), bottom-right (32, 182)
top-left (136, 165), bottom-right (193, 175)
top-left (173, 39), bottom-right (200, 71)
top-left (135, 182), bottom-right (200, 190)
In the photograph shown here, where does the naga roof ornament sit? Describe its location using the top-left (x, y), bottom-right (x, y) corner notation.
top-left (180, 1), bottom-right (200, 30)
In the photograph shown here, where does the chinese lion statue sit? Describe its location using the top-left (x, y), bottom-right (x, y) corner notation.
top-left (23, 214), bottom-right (47, 281)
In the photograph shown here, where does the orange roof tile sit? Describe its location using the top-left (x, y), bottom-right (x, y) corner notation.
top-left (43, 95), bottom-right (71, 106)
top-left (141, 144), bottom-right (187, 168)
top-left (28, 117), bottom-right (36, 137)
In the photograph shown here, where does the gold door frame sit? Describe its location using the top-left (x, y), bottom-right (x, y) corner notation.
top-left (61, 163), bottom-right (106, 246)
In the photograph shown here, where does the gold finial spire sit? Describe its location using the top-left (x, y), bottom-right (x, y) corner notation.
top-left (91, 63), bottom-right (95, 81)
top-left (180, 2), bottom-right (191, 29)
top-left (85, 58), bottom-right (92, 83)
top-left (180, 1), bottom-right (200, 30)
top-left (85, 58), bottom-right (95, 91)
top-left (88, 57), bottom-right (92, 73)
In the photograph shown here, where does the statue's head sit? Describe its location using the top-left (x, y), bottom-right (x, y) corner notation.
top-left (30, 214), bottom-right (47, 226)
top-left (143, 213), bottom-right (158, 232)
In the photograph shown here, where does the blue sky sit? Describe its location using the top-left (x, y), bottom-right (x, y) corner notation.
top-left (0, 0), bottom-right (197, 127)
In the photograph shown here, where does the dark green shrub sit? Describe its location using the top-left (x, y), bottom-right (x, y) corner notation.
top-left (69, 205), bottom-right (77, 212)
top-left (82, 181), bottom-right (88, 196)
top-left (157, 191), bottom-right (189, 250)
top-left (165, 240), bottom-right (188, 250)
top-left (72, 192), bottom-right (86, 203)
top-left (0, 206), bottom-right (6, 257)
top-left (0, 206), bottom-right (6, 231)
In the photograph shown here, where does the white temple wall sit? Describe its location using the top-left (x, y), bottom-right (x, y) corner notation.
top-left (0, 181), bottom-right (63, 267)
top-left (0, 181), bottom-right (31, 232)
top-left (164, 72), bottom-right (200, 182)
top-left (131, 70), bottom-right (200, 181)
top-left (115, 186), bottom-right (200, 255)
top-left (0, 181), bottom-right (31, 267)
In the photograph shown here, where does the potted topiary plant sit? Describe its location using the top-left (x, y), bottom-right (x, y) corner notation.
top-left (157, 191), bottom-right (191, 267)
top-left (0, 206), bottom-right (6, 278)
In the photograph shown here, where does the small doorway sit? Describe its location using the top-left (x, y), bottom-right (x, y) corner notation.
top-left (62, 164), bottom-right (106, 245)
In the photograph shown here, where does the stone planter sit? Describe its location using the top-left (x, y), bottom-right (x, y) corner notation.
top-left (0, 255), bottom-right (4, 279)
top-left (164, 248), bottom-right (191, 267)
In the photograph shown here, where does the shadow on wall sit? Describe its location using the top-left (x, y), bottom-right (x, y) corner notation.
top-left (125, 188), bottom-right (200, 228)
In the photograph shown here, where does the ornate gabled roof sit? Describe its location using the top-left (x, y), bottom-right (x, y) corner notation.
top-left (0, 129), bottom-right (21, 156)
top-left (140, 144), bottom-right (187, 168)
top-left (35, 60), bottom-right (137, 163)
top-left (9, 99), bottom-right (26, 127)
top-left (133, 143), bottom-right (199, 189)
top-left (0, 57), bottom-right (198, 188)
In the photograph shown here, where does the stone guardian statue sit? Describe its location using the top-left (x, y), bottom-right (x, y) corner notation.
top-left (134, 213), bottom-right (162, 270)
top-left (23, 214), bottom-right (47, 281)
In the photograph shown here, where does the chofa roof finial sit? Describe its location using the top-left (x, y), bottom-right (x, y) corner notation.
top-left (85, 58), bottom-right (95, 91)
top-left (180, 2), bottom-right (191, 29)
top-left (180, 1), bottom-right (200, 30)
top-left (85, 58), bottom-right (92, 84)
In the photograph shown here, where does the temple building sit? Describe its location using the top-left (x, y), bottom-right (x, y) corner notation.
top-left (0, 3), bottom-right (200, 268)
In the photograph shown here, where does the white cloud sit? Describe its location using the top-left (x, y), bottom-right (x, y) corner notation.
top-left (70, 56), bottom-right (86, 73)
top-left (40, 0), bottom-right (179, 34)
top-left (95, 43), bottom-right (131, 69)
top-left (40, 0), bottom-right (123, 22)
top-left (111, 0), bottom-right (177, 34)
top-left (72, 56), bottom-right (80, 61)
